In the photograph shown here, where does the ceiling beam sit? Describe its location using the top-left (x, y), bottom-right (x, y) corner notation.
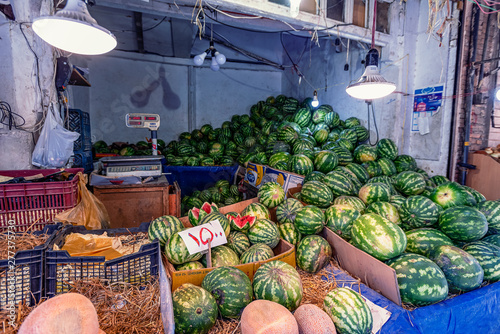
top-left (133, 11), bottom-right (145, 53)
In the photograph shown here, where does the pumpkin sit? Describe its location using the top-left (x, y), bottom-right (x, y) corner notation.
top-left (241, 300), bottom-right (299, 334)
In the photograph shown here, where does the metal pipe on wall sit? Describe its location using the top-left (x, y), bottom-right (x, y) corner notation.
top-left (461, 5), bottom-right (480, 185)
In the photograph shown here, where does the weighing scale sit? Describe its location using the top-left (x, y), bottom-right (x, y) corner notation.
top-left (99, 113), bottom-right (164, 178)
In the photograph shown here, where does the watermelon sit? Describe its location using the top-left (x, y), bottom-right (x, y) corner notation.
top-left (345, 163), bottom-right (370, 184)
top-left (339, 128), bottom-right (358, 146)
top-left (323, 287), bottom-right (373, 334)
top-left (173, 283), bottom-right (218, 334)
top-left (429, 182), bottom-right (474, 209)
top-left (278, 125), bottom-right (299, 144)
top-left (482, 234), bottom-right (500, 248)
top-left (399, 195), bottom-right (441, 230)
top-left (463, 185), bottom-right (486, 204)
top-left (463, 241), bottom-right (500, 281)
top-left (276, 198), bottom-right (304, 224)
top-left (165, 230), bottom-right (203, 265)
top-left (431, 245), bottom-right (484, 292)
top-left (333, 196), bottom-right (366, 213)
top-left (252, 260), bottom-right (303, 311)
top-left (201, 245), bottom-right (239, 268)
top-left (438, 206), bottom-right (488, 242)
top-left (365, 176), bottom-right (397, 195)
top-left (296, 235), bottom-right (332, 273)
top-left (324, 111), bottom-right (340, 128)
top-left (303, 171), bottom-right (326, 184)
top-left (387, 253), bottom-right (448, 306)
top-left (335, 138), bottom-right (354, 152)
top-left (476, 200), bottom-right (500, 234)
top-left (312, 108), bottom-right (328, 124)
top-left (313, 129), bottom-right (329, 145)
top-left (358, 182), bottom-right (391, 205)
top-left (323, 171), bottom-right (357, 197)
top-left (228, 214), bottom-right (256, 233)
top-left (289, 154), bottom-right (314, 176)
top-left (378, 157), bottom-right (397, 176)
top-left (314, 150), bottom-right (339, 173)
top-left (188, 202), bottom-right (214, 226)
top-left (241, 202), bottom-right (270, 220)
top-left (294, 205), bottom-right (325, 235)
top-left (148, 215), bottom-right (184, 247)
top-left (247, 219), bottom-right (280, 248)
top-left (405, 228), bottom-right (454, 257)
top-left (393, 171), bottom-right (426, 196)
top-left (394, 155), bottom-right (418, 171)
top-left (199, 212), bottom-right (230, 237)
top-left (390, 195), bottom-right (406, 210)
top-left (258, 181), bottom-right (285, 208)
top-left (240, 243), bottom-right (275, 264)
top-left (365, 201), bottom-right (401, 225)
top-left (430, 175), bottom-right (449, 186)
top-left (201, 266), bottom-right (253, 318)
top-left (294, 107), bottom-right (312, 127)
top-left (300, 181), bottom-right (334, 208)
top-left (353, 144), bottom-right (377, 163)
top-left (353, 125), bottom-right (370, 143)
top-left (226, 231), bottom-right (251, 256)
top-left (362, 161), bottom-right (383, 178)
top-left (351, 213), bottom-right (407, 261)
top-left (278, 223), bottom-right (302, 246)
top-left (325, 204), bottom-right (361, 241)
top-left (330, 146), bottom-right (353, 166)
top-left (376, 138), bottom-right (398, 160)
top-left (176, 261), bottom-right (205, 271)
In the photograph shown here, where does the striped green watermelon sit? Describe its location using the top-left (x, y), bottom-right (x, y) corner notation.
top-left (387, 253), bottom-right (448, 305)
top-left (176, 261), bottom-right (205, 271)
top-left (378, 157), bottom-right (397, 176)
top-left (482, 234), bottom-right (500, 248)
top-left (240, 243), bottom-right (274, 264)
top-left (330, 147), bottom-right (353, 166)
top-left (247, 219), bottom-right (280, 248)
top-left (276, 198), bottom-right (304, 224)
top-left (201, 245), bottom-right (239, 268)
top-left (430, 175), bottom-right (450, 186)
top-left (463, 185), bottom-right (486, 204)
top-left (303, 171), bottom-right (326, 183)
top-left (188, 202), bottom-right (215, 227)
top-left (312, 108), bottom-right (328, 124)
top-left (313, 129), bottom-right (329, 145)
top-left (292, 140), bottom-right (314, 154)
top-left (323, 171), bottom-right (356, 197)
top-left (252, 260), bottom-right (303, 311)
top-left (345, 163), bottom-right (370, 184)
top-left (201, 266), bottom-right (253, 318)
top-left (353, 125), bottom-right (370, 143)
top-left (390, 195), bottom-right (406, 210)
top-left (165, 230), bottom-right (203, 265)
top-left (438, 206), bottom-right (488, 242)
top-left (300, 181), bottom-right (334, 208)
top-left (314, 150), bottom-right (339, 173)
top-left (362, 161), bottom-right (383, 178)
top-left (226, 231), bottom-right (250, 257)
top-left (173, 283), bottom-right (218, 334)
top-left (405, 228), bottom-right (454, 257)
top-left (289, 154), bottom-right (314, 176)
top-left (199, 212), bottom-right (230, 237)
top-left (278, 126), bottom-right (299, 144)
top-left (333, 196), bottom-right (366, 213)
top-left (294, 205), bottom-right (325, 235)
top-left (463, 241), bottom-right (500, 281)
top-left (394, 155), bottom-right (418, 171)
top-left (339, 128), bottom-right (358, 146)
top-left (325, 204), bottom-right (361, 241)
top-left (324, 111), bottom-right (340, 128)
top-left (399, 195), bottom-right (441, 230)
top-left (353, 144), bottom-right (377, 163)
top-left (431, 245), bottom-right (484, 292)
top-left (365, 201), bottom-right (401, 225)
top-left (351, 213), bottom-right (407, 261)
top-left (296, 235), bottom-right (332, 273)
top-left (278, 223), bottom-right (302, 246)
top-left (258, 181), bottom-right (285, 208)
top-left (477, 200), bottom-right (500, 234)
top-left (429, 182), bottom-right (474, 209)
top-left (394, 171), bottom-right (426, 196)
top-left (335, 138), bottom-right (355, 152)
top-left (366, 176), bottom-right (398, 195)
top-left (376, 138), bottom-right (398, 160)
top-left (358, 182), bottom-right (391, 205)
top-left (323, 287), bottom-right (373, 334)
top-left (241, 202), bottom-right (270, 220)
top-left (294, 107), bottom-right (312, 127)
top-left (148, 215), bottom-right (184, 247)
top-left (268, 152), bottom-right (291, 168)
top-left (344, 117), bottom-right (361, 128)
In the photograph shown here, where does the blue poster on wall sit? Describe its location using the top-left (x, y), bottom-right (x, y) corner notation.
top-left (412, 85), bottom-right (444, 132)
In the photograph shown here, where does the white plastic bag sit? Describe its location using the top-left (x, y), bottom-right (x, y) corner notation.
top-left (32, 107), bottom-right (80, 168)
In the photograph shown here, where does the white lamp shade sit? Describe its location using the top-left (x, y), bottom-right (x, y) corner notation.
top-left (32, 0), bottom-right (116, 55)
top-left (346, 65), bottom-right (396, 100)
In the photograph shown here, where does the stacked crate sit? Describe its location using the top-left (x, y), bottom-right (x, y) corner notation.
top-left (68, 109), bottom-right (93, 173)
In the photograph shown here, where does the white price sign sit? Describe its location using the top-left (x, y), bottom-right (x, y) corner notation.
top-left (178, 220), bottom-right (227, 255)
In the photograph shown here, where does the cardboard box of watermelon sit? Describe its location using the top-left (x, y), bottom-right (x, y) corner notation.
top-left (162, 198), bottom-right (295, 291)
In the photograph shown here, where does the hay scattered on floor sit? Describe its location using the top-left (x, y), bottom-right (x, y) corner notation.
top-left (0, 232), bottom-right (50, 259)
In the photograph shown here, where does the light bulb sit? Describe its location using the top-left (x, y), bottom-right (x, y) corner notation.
top-left (193, 52), bottom-right (207, 66)
top-left (210, 57), bottom-right (220, 71)
top-left (215, 51), bottom-right (226, 65)
top-left (496, 88), bottom-right (500, 101)
top-left (311, 91), bottom-right (319, 108)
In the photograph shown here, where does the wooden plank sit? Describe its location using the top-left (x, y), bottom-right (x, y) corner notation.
top-left (467, 152), bottom-right (500, 200)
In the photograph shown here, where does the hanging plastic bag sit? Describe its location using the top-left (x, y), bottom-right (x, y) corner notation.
top-left (32, 106), bottom-right (80, 168)
top-left (55, 172), bottom-right (110, 230)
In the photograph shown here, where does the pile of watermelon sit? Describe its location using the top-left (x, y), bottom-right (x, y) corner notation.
top-left (93, 140), bottom-right (165, 156)
top-left (180, 180), bottom-right (245, 215)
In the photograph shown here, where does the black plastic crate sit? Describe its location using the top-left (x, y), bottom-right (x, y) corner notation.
top-left (45, 222), bottom-right (159, 299)
top-left (0, 224), bottom-right (61, 309)
top-left (68, 109), bottom-right (91, 152)
top-left (73, 150), bottom-right (93, 173)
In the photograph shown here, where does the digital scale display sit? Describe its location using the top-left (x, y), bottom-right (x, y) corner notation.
top-left (125, 113), bottom-right (160, 130)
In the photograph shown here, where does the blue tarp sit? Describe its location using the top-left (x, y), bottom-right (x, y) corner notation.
top-left (325, 263), bottom-right (500, 334)
top-left (163, 164), bottom-right (239, 196)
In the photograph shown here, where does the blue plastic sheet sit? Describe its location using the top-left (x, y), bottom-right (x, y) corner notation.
top-left (163, 164), bottom-right (239, 196)
top-left (325, 263), bottom-right (500, 334)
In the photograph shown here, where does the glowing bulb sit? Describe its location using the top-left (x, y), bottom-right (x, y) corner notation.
top-left (311, 91), bottom-right (319, 108)
top-left (193, 52), bottom-right (207, 66)
top-left (496, 88), bottom-right (500, 101)
top-left (215, 52), bottom-right (226, 65)
top-left (210, 57), bottom-right (220, 71)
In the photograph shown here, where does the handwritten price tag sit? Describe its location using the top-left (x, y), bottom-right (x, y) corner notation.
top-left (178, 220), bottom-right (227, 255)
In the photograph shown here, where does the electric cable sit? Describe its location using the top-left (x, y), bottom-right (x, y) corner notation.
top-left (0, 100), bottom-right (27, 130)
top-left (367, 101), bottom-right (380, 146)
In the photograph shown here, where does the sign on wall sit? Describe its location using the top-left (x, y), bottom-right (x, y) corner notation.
top-left (411, 85), bottom-right (444, 134)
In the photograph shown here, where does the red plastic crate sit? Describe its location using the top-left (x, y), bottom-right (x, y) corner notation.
top-left (0, 168), bottom-right (83, 232)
